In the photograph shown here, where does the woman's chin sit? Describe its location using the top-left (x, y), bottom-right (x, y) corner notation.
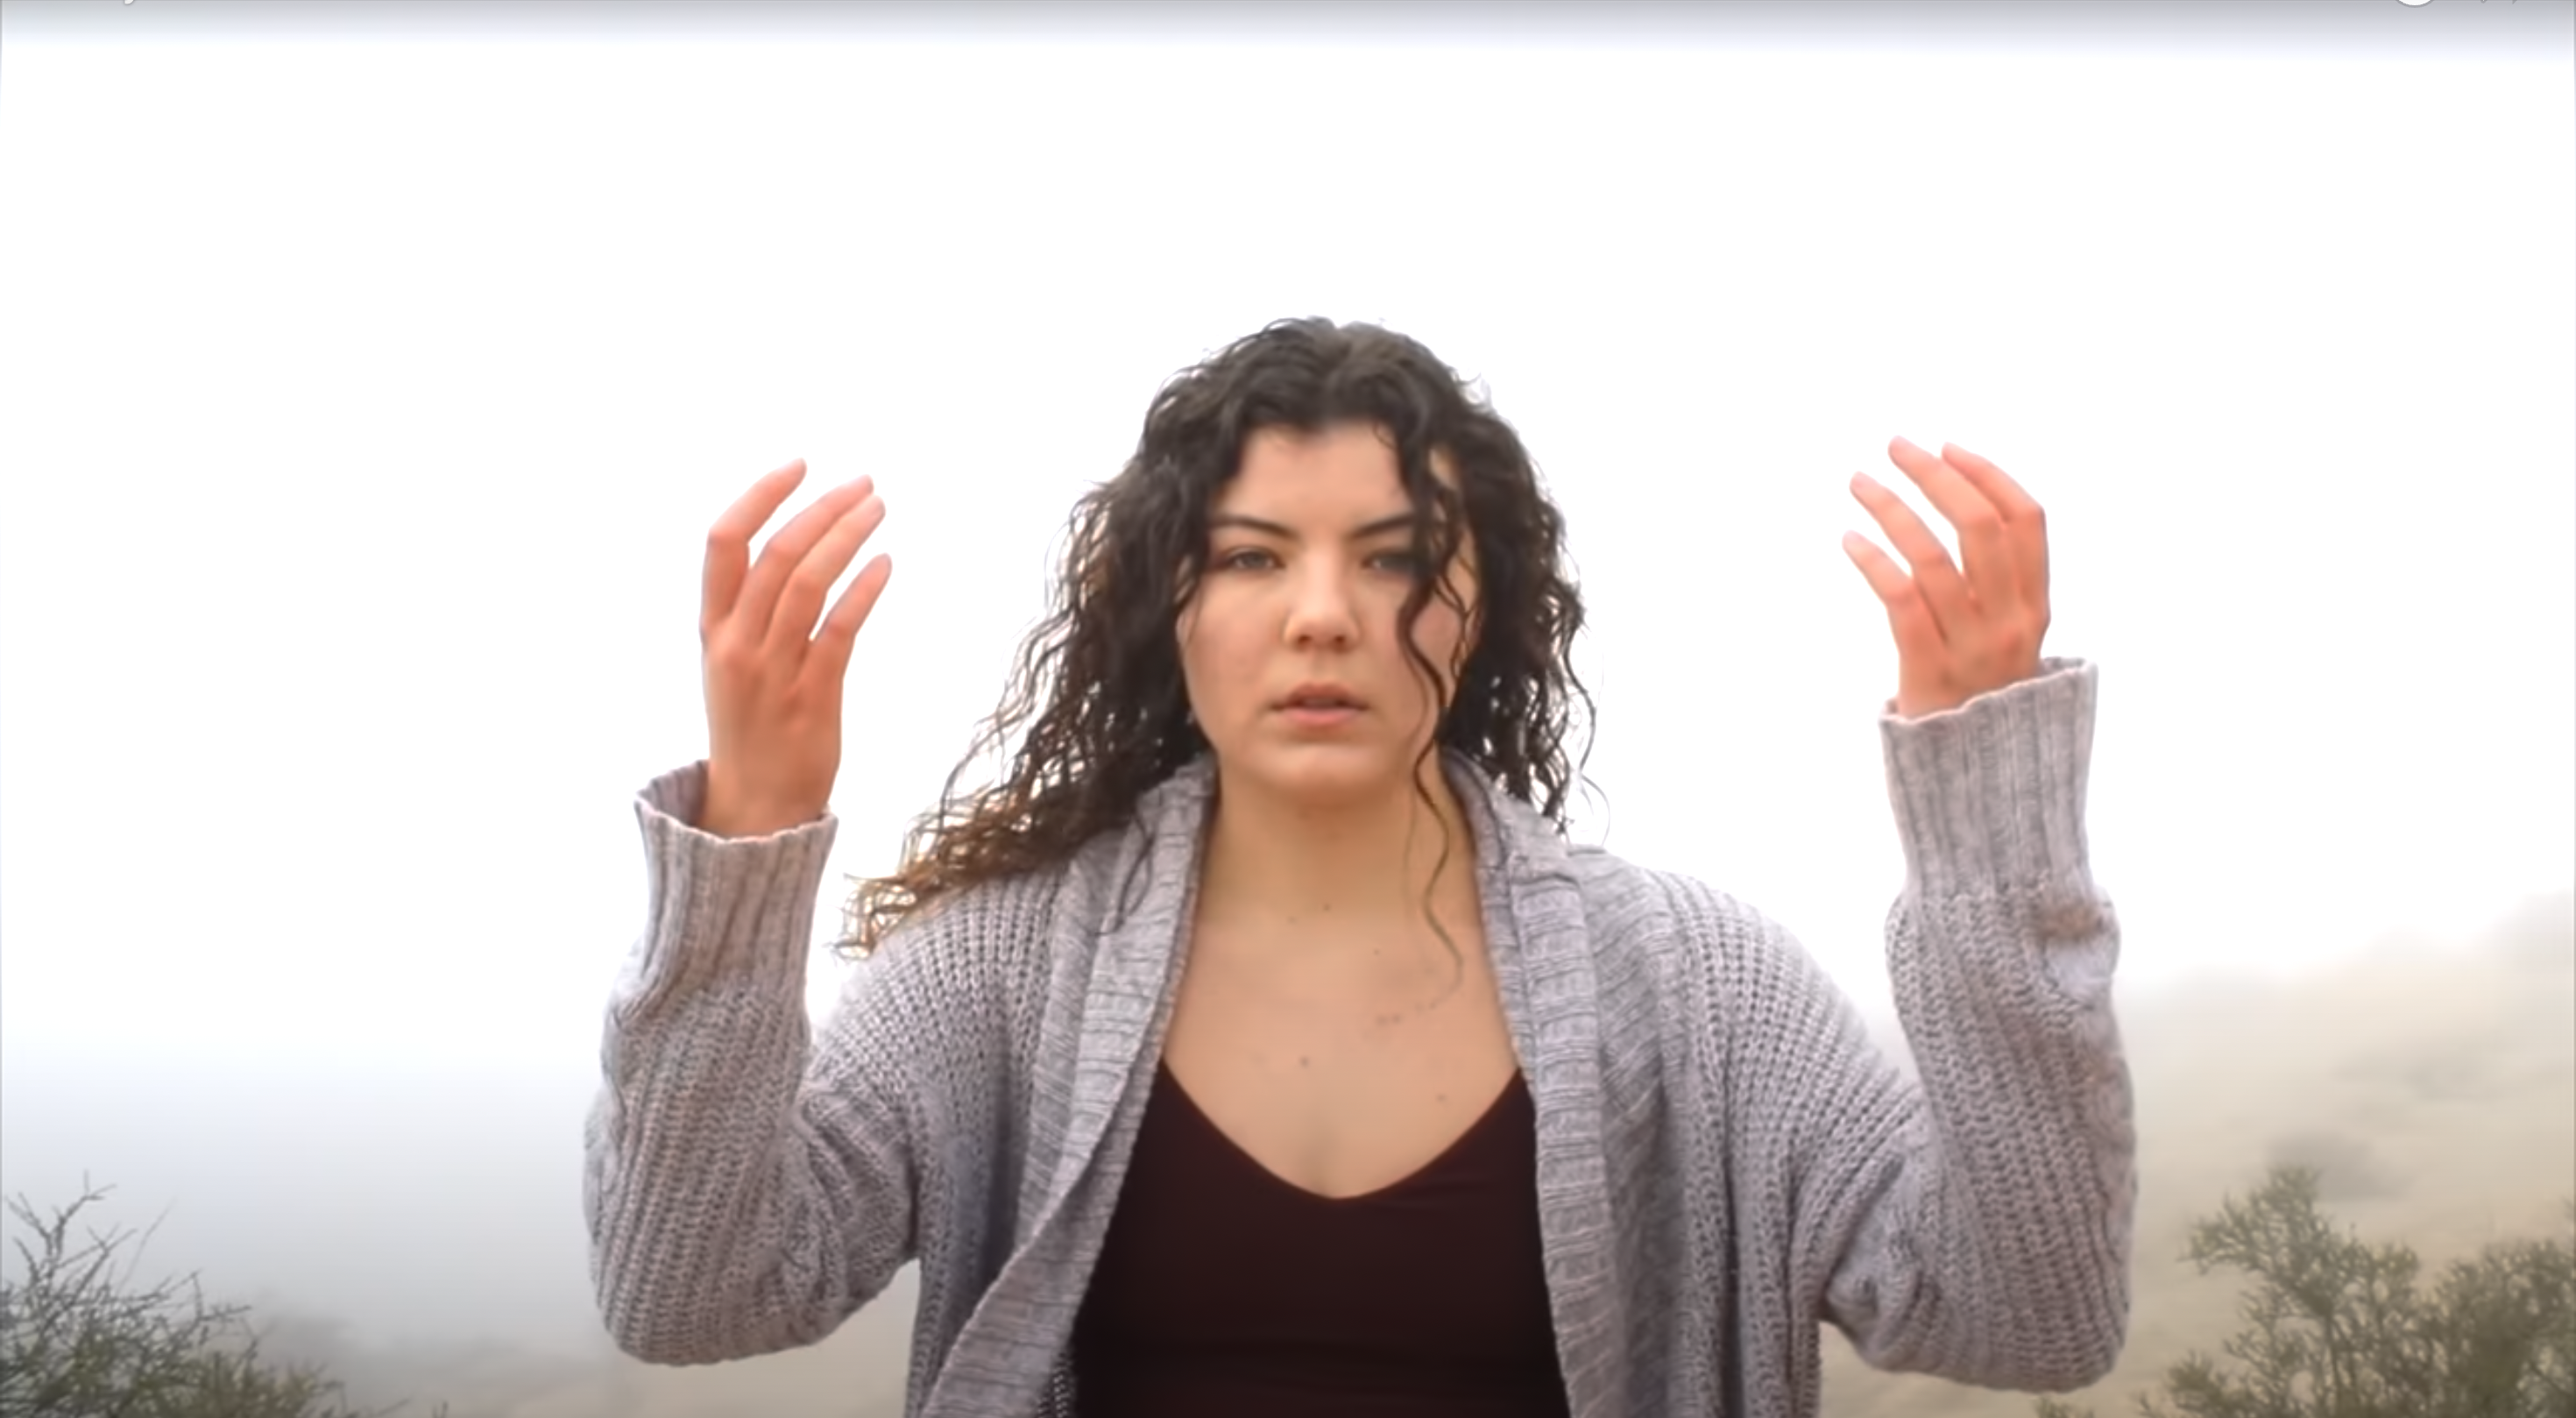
top-left (1222, 740), bottom-right (1433, 810)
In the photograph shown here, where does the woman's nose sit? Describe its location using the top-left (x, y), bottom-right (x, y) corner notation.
top-left (1283, 564), bottom-right (1360, 649)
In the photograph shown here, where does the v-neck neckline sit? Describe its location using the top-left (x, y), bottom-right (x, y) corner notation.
top-left (1150, 1058), bottom-right (1529, 1205)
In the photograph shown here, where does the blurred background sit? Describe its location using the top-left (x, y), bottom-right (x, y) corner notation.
top-left (2, 1), bottom-right (2568, 1414)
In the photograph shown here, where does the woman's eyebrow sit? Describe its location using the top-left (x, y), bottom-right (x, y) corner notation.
top-left (1207, 511), bottom-right (1418, 541)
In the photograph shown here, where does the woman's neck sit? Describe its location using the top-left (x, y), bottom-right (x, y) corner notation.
top-left (1193, 756), bottom-right (1483, 944)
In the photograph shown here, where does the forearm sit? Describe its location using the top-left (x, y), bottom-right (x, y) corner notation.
top-left (584, 764), bottom-right (916, 1364)
top-left (1839, 888), bottom-right (2134, 1387)
top-left (1817, 660), bottom-right (2134, 1387)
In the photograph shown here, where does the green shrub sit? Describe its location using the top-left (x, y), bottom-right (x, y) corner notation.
top-left (2038, 1166), bottom-right (2575, 1418)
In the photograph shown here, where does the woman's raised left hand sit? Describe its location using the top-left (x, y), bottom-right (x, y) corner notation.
top-left (1842, 436), bottom-right (2052, 720)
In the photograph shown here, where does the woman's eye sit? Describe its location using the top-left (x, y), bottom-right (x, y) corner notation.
top-left (1213, 547), bottom-right (1421, 575)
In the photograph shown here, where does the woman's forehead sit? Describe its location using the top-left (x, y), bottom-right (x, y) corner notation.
top-left (1214, 430), bottom-right (1460, 516)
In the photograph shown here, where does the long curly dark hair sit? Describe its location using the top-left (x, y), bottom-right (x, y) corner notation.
top-left (838, 317), bottom-right (1594, 959)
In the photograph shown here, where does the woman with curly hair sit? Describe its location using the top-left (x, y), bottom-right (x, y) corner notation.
top-left (583, 318), bottom-right (2134, 1418)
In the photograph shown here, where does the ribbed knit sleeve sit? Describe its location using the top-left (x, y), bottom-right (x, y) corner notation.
top-left (1694, 658), bottom-right (2134, 1394)
top-left (581, 760), bottom-right (928, 1365)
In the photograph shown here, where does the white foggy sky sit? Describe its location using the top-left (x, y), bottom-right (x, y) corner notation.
top-left (0, 0), bottom-right (2569, 1357)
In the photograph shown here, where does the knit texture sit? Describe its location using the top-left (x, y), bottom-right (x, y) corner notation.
top-left (584, 656), bottom-right (2134, 1417)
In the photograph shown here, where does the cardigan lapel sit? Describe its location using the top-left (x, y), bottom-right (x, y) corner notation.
top-left (1450, 756), bottom-right (1628, 1418)
top-left (920, 762), bottom-right (1210, 1417)
top-left (1043, 760), bottom-right (1211, 1210)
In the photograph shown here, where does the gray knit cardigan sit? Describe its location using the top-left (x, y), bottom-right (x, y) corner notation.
top-left (584, 655), bottom-right (2134, 1417)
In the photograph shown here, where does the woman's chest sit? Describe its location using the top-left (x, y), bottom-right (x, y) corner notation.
top-left (1155, 918), bottom-right (1525, 1202)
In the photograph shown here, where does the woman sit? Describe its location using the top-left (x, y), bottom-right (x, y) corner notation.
top-left (583, 319), bottom-right (2134, 1418)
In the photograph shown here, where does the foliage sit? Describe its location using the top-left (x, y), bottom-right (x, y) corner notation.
top-left (2037, 1166), bottom-right (2576, 1418)
top-left (0, 1182), bottom-right (445, 1418)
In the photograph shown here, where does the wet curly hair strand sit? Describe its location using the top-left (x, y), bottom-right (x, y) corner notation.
top-left (839, 317), bottom-right (1594, 959)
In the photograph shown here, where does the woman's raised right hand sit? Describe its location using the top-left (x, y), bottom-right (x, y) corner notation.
top-left (695, 458), bottom-right (894, 839)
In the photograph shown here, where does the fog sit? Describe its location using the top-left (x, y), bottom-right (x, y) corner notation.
top-left (2, 1), bottom-right (2569, 1414)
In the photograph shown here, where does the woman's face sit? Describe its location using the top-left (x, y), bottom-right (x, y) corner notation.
top-left (1177, 422), bottom-right (1479, 810)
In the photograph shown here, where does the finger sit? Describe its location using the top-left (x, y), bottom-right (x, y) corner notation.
top-left (732, 474), bottom-right (878, 648)
top-left (1886, 436), bottom-right (2015, 613)
top-left (702, 459), bottom-right (807, 643)
top-left (1849, 471), bottom-right (1972, 631)
top-left (1843, 530), bottom-right (1946, 659)
top-left (803, 551), bottom-right (895, 695)
top-left (761, 493), bottom-right (888, 667)
top-left (1941, 442), bottom-right (2049, 613)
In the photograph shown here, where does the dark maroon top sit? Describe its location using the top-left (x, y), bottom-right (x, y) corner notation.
top-left (1068, 1060), bottom-right (1570, 1417)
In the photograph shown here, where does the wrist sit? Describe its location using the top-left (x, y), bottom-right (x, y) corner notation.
top-left (697, 805), bottom-right (814, 840)
top-left (697, 769), bottom-right (818, 840)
